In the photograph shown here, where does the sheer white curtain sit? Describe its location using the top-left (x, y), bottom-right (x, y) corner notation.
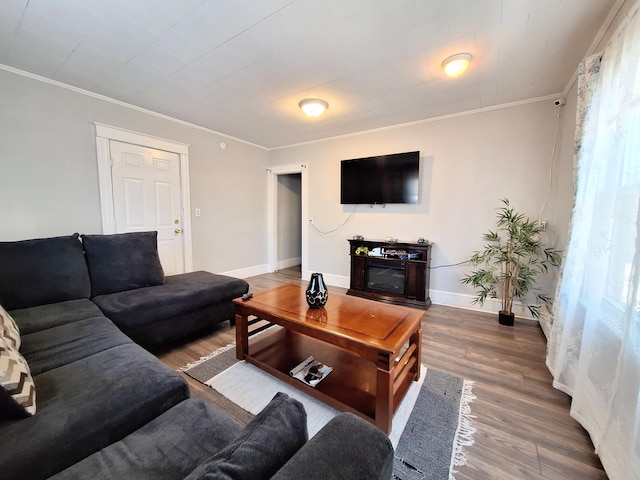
top-left (546, 2), bottom-right (640, 479)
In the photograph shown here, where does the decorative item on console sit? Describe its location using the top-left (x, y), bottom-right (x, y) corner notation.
top-left (305, 272), bottom-right (328, 309)
top-left (383, 249), bottom-right (421, 260)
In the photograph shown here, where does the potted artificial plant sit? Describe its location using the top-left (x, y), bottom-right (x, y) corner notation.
top-left (461, 198), bottom-right (562, 326)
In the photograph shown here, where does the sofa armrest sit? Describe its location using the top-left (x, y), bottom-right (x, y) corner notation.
top-left (271, 413), bottom-right (394, 480)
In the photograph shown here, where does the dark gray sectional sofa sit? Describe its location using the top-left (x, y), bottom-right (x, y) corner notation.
top-left (0, 232), bottom-right (394, 480)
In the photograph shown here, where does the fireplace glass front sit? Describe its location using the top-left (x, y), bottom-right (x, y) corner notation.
top-left (366, 261), bottom-right (405, 295)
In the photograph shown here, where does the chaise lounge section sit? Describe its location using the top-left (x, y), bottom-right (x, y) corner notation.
top-left (91, 270), bottom-right (246, 350)
top-left (83, 231), bottom-right (249, 349)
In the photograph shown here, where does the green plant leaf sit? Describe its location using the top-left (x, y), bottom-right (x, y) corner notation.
top-left (460, 198), bottom-right (563, 319)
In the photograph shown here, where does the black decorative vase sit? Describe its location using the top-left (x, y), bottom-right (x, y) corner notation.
top-left (306, 273), bottom-right (328, 309)
top-left (499, 310), bottom-right (515, 326)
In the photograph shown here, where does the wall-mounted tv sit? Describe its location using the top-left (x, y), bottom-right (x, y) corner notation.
top-left (340, 151), bottom-right (420, 205)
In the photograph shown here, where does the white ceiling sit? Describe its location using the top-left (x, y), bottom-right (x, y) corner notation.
top-left (0, 0), bottom-right (619, 148)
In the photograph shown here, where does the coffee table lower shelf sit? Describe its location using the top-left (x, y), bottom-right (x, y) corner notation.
top-left (241, 327), bottom-right (414, 431)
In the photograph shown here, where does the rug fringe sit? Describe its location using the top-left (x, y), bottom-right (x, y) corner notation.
top-left (177, 342), bottom-right (235, 372)
top-left (449, 379), bottom-right (477, 480)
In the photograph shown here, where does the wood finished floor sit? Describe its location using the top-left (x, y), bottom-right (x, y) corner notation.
top-left (157, 266), bottom-right (606, 480)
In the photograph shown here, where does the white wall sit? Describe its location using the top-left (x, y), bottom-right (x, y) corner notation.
top-left (0, 68), bottom-right (269, 274)
top-left (269, 100), bottom-right (573, 312)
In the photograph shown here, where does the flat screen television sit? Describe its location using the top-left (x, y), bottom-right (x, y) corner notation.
top-left (340, 151), bottom-right (420, 204)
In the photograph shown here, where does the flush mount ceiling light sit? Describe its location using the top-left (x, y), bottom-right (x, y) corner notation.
top-left (299, 98), bottom-right (329, 117)
top-left (442, 53), bottom-right (472, 77)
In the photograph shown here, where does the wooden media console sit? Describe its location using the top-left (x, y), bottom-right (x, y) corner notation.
top-left (347, 239), bottom-right (432, 309)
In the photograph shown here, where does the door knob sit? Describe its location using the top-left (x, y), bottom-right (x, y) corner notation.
top-left (174, 229), bottom-right (182, 234)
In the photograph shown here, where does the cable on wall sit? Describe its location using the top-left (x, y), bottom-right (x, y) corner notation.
top-left (430, 259), bottom-right (472, 269)
top-left (309, 207), bottom-right (358, 236)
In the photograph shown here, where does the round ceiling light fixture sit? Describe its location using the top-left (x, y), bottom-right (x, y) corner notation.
top-left (442, 53), bottom-right (472, 77)
top-left (298, 98), bottom-right (329, 117)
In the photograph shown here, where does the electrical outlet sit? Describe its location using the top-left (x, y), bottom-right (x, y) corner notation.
top-left (195, 208), bottom-right (201, 217)
top-left (539, 220), bottom-right (547, 230)
top-left (309, 218), bottom-right (313, 224)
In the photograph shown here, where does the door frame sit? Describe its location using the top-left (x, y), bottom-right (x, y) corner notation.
top-left (267, 163), bottom-right (308, 280)
top-left (94, 123), bottom-right (194, 272)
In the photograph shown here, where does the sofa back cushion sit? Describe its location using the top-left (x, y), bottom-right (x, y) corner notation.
top-left (81, 231), bottom-right (165, 296)
top-left (0, 234), bottom-right (91, 310)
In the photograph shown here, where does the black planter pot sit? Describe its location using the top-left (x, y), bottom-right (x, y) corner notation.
top-left (498, 310), bottom-right (515, 326)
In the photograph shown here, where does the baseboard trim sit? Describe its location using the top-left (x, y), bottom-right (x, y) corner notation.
top-left (319, 276), bottom-right (529, 316)
top-left (318, 273), bottom-right (350, 289)
top-left (277, 257), bottom-right (302, 270)
top-left (430, 289), bottom-right (536, 320)
top-left (221, 264), bottom-right (270, 279)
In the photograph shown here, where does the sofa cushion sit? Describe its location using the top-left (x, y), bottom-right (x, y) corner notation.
top-left (0, 336), bottom-right (36, 419)
top-left (0, 234), bottom-right (91, 310)
top-left (81, 231), bottom-right (165, 296)
top-left (184, 392), bottom-right (308, 480)
top-left (118, 302), bottom-right (236, 350)
top-left (20, 316), bottom-right (133, 376)
top-left (51, 399), bottom-right (244, 480)
top-left (9, 299), bottom-right (105, 335)
top-left (92, 271), bottom-right (249, 329)
top-left (271, 413), bottom-right (394, 480)
top-left (0, 303), bottom-right (21, 349)
top-left (0, 343), bottom-right (189, 479)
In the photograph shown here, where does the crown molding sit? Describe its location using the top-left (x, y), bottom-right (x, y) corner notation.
top-left (270, 94), bottom-right (562, 151)
top-left (0, 63), bottom-right (267, 151)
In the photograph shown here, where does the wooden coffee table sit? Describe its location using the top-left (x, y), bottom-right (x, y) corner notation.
top-left (233, 283), bottom-right (423, 433)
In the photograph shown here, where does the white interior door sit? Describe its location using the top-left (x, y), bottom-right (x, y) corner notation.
top-left (109, 140), bottom-right (185, 275)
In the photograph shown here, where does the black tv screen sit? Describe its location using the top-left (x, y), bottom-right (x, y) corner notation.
top-left (340, 151), bottom-right (420, 204)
